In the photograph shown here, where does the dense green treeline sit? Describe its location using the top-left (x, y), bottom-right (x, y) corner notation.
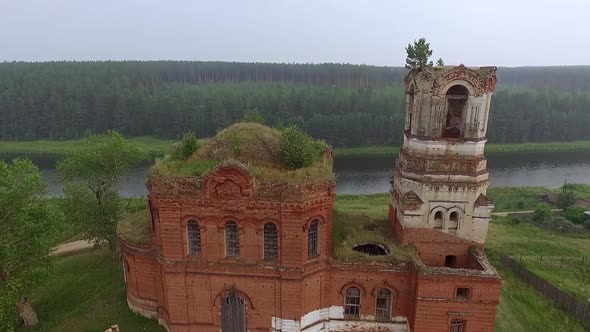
top-left (2, 61), bottom-right (590, 146)
top-left (497, 66), bottom-right (590, 92)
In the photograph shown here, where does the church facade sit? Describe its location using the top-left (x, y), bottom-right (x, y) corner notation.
top-left (119, 65), bottom-right (501, 332)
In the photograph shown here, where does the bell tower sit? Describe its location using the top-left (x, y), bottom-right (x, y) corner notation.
top-left (390, 65), bottom-right (497, 267)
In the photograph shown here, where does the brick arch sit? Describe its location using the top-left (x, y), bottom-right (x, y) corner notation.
top-left (447, 207), bottom-right (464, 229)
top-left (370, 282), bottom-right (399, 299)
top-left (302, 215), bottom-right (326, 231)
top-left (204, 165), bottom-right (254, 200)
top-left (215, 216), bottom-right (242, 230)
top-left (339, 281), bottom-right (367, 296)
top-left (430, 206), bottom-right (447, 228)
top-left (440, 80), bottom-right (476, 96)
top-left (181, 215), bottom-right (202, 225)
top-left (213, 286), bottom-right (254, 309)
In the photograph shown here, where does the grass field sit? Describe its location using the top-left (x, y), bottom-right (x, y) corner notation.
top-left (488, 215), bottom-right (590, 302)
top-left (24, 249), bottom-right (163, 332)
top-left (0, 136), bottom-right (174, 159)
top-left (23, 194), bottom-right (589, 331)
top-left (3, 137), bottom-right (590, 158)
top-left (486, 184), bottom-right (590, 212)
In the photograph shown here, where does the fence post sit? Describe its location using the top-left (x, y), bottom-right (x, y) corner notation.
top-left (582, 256), bottom-right (585, 265)
top-left (540, 255), bottom-right (543, 264)
top-left (520, 255), bottom-right (523, 263)
top-left (561, 256), bottom-right (564, 268)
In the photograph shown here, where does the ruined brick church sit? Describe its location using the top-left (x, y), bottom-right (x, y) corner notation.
top-left (118, 65), bottom-right (501, 332)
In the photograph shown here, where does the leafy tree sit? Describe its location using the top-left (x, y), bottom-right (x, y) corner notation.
top-left (556, 184), bottom-right (576, 209)
top-left (532, 204), bottom-right (553, 223)
top-left (171, 131), bottom-right (199, 161)
top-left (0, 159), bottom-right (57, 330)
top-left (405, 38), bottom-right (433, 70)
top-left (242, 109), bottom-right (265, 124)
top-left (279, 125), bottom-right (317, 170)
top-left (436, 58), bottom-right (445, 66)
top-left (57, 131), bottom-right (145, 255)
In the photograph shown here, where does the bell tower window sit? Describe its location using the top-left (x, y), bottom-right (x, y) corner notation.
top-left (443, 85), bottom-right (469, 139)
top-left (407, 85), bottom-right (415, 133)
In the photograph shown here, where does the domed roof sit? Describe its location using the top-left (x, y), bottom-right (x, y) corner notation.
top-left (198, 122), bottom-right (282, 167)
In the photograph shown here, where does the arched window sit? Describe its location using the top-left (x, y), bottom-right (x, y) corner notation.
top-left (308, 219), bottom-right (319, 258)
top-left (375, 288), bottom-right (392, 320)
top-left (263, 222), bottom-right (278, 260)
top-left (344, 287), bottom-right (361, 319)
top-left (407, 85), bottom-right (415, 132)
top-left (187, 220), bottom-right (201, 255)
top-left (225, 221), bottom-right (239, 258)
top-left (448, 211), bottom-right (459, 230)
top-left (434, 211), bottom-right (444, 229)
top-left (443, 85), bottom-right (469, 139)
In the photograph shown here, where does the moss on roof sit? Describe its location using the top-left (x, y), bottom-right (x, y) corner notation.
top-left (200, 122), bottom-right (282, 167)
top-left (117, 209), bottom-right (151, 244)
top-left (332, 210), bottom-right (416, 264)
top-left (148, 122), bottom-right (333, 183)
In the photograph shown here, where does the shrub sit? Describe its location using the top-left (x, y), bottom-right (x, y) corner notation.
top-left (551, 217), bottom-right (576, 232)
top-left (171, 131), bottom-right (199, 161)
top-left (532, 205), bottom-right (553, 223)
top-left (279, 125), bottom-right (318, 170)
top-left (241, 109), bottom-right (265, 124)
top-left (516, 201), bottom-right (525, 209)
top-left (556, 187), bottom-right (576, 209)
top-left (509, 217), bottom-right (521, 225)
top-left (562, 207), bottom-right (587, 224)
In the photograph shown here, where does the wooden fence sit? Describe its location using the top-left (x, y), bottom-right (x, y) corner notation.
top-left (513, 255), bottom-right (588, 267)
top-left (501, 256), bottom-right (590, 329)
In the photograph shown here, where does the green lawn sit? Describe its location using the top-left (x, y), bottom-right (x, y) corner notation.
top-left (524, 262), bottom-right (590, 301)
top-left (493, 265), bottom-right (586, 332)
top-left (25, 249), bottom-right (163, 332)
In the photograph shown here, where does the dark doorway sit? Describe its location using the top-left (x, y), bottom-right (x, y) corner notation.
top-left (443, 85), bottom-right (468, 139)
top-left (445, 255), bottom-right (457, 268)
top-left (221, 287), bottom-right (247, 332)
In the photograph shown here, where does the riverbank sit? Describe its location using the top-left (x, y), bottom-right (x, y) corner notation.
top-left (336, 140), bottom-right (590, 156)
top-left (0, 136), bottom-right (174, 159)
top-left (2, 137), bottom-right (590, 159)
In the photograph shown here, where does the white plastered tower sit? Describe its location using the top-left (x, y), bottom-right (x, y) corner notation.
top-left (390, 65), bottom-right (497, 248)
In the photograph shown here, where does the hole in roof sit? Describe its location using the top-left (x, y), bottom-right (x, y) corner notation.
top-left (352, 242), bottom-right (389, 256)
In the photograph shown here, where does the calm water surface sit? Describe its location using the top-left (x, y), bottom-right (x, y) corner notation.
top-left (7, 151), bottom-right (590, 196)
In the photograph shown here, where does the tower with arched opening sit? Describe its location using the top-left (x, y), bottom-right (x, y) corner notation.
top-left (390, 65), bottom-right (497, 268)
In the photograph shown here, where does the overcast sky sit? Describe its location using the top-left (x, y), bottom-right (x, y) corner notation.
top-left (1, 0), bottom-right (587, 67)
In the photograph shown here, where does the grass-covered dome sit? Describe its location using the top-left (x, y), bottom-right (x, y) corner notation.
top-left (149, 122), bottom-right (334, 183)
top-left (199, 122), bottom-right (282, 167)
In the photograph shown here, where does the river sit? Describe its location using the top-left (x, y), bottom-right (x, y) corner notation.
top-left (6, 151), bottom-right (590, 196)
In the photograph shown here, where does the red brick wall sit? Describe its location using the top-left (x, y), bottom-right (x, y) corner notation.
top-left (390, 207), bottom-right (475, 268)
top-left (412, 273), bottom-right (501, 332)
top-left (118, 165), bottom-right (500, 331)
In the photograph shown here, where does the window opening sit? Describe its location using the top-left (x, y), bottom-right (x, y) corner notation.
top-left (225, 221), bottom-right (239, 258)
top-left (344, 287), bottom-right (361, 319)
top-left (263, 222), bottom-right (278, 260)
top-left (376, 288), bottom-right (392, 320)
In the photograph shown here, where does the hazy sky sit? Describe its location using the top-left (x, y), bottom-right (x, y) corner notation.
top-left (1, 0), bottom-right (588, 66)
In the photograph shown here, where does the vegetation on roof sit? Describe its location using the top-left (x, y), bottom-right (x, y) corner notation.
top-left (117, 209), bottom-right (151, 244)
top-left (148, 122), bottom-right (333, 183)
top-left (332, 210), bottom-right (416, 264)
